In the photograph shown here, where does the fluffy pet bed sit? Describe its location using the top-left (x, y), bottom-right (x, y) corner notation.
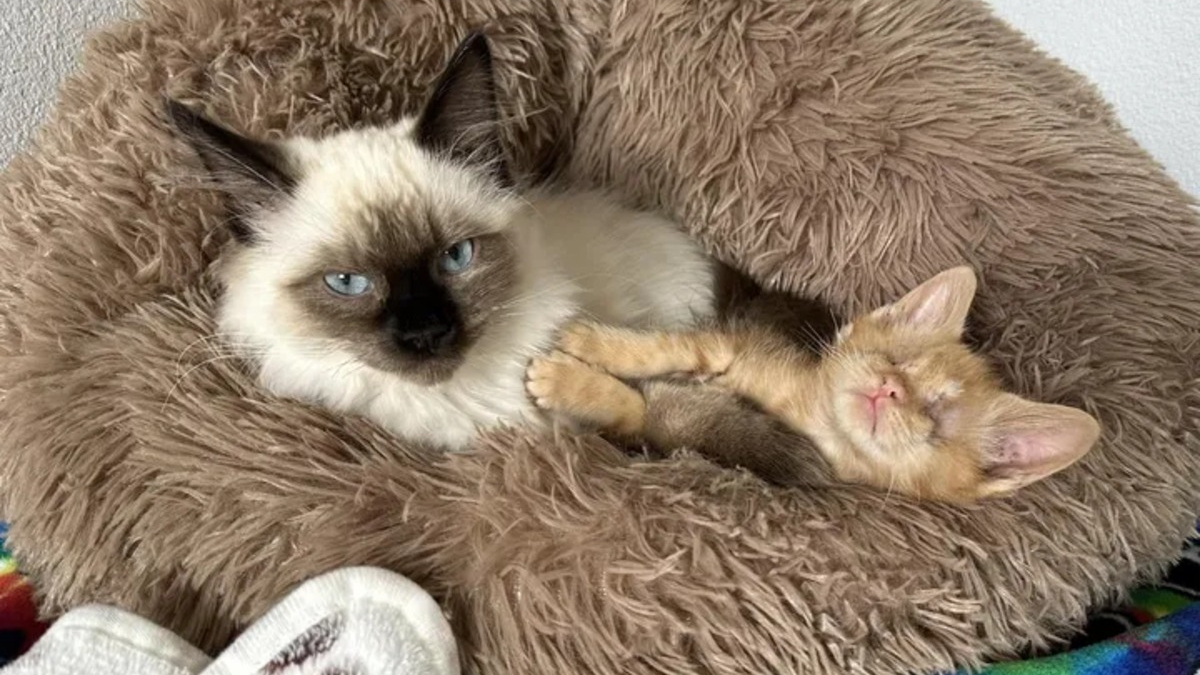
top-left (1, 0), bottom-right (1197, 673)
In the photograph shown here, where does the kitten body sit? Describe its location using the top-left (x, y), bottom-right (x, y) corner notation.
top-left (533, 267), bottom-right (1101, 501)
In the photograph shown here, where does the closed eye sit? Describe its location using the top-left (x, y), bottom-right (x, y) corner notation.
top-left (922, 395), bottom-right (946, 420)
top-left (922, 395), bottom-right (961, 442)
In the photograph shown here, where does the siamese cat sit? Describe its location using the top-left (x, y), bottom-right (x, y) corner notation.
top-left (168, 33), bottom-right (722, 451)
top-left (529, 267), bottom-right (1101, 502)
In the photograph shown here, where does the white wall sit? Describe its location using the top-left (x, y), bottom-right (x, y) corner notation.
top-left (0, 0), bottom-right (1198, 197)
top-left (987, 0), bottom-right (1200, 197)
top-left (0, 0), bottom-right (130, 166)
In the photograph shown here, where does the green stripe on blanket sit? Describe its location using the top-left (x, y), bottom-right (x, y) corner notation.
top-left (975, 602), bottom-right (1200, 674)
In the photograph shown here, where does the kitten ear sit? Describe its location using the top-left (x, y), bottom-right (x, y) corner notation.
top-left (874, 266), bottom-right (977, 336)
top-left (415, 32), bottom-right (510, 186)
top-left (976, 394), bottom-right (1101, 498)
top-left (165, 99), bottom-right (296, 242)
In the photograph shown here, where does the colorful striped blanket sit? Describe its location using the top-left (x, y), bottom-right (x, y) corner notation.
top-left (967, 529), bottom-right (1200, 675)
top-left (0, 524), bottom-right (46, 665)
top-left (1, 523), bottom-right (1197, 672)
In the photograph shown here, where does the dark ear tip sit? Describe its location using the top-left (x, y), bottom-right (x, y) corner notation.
top-left (164, 97), bottom-right (192, 125)
top-left (455, 30), bottom-right (492, 62)
top-left (163, 98), bottom-right (208, 137)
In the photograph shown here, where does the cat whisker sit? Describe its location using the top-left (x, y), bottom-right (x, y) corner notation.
top-left (160, 353), bottom-right (257, 412)
top-left (796, 320), bottom-right (836, 352)
top-left (183, 340), bottom-right (347, 362)
top-left (174, 333), bottom-right (232, 367)
top-left (880, 467), bottom-right (898, 512)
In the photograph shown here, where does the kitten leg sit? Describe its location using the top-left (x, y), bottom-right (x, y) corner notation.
top-left (713, 347), bottom-right (815, 427)
top-left (557, 322), bottom-right (740, 379)
top-left (526, 351), bottom-right (647, 436)
top-left (558, 322), bottom-right (811, 431)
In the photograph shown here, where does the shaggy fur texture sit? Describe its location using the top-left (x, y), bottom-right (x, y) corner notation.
top-left (0, 0), bottom-right (1197, 673)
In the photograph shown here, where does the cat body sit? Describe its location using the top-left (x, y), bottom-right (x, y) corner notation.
top-left (531, 267), bottom-right (1101, 501)
top-left (218, 182), bottom-right (716, 449)
top-left (170, 34), bottom-right (717, 450)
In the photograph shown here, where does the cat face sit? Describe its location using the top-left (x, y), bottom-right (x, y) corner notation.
top-left (822, 267), bottom-right (1100, 501)
top-left (275, 198), bottom-right (522, 383)
top-left (169, 34), bottom-right (534, 385)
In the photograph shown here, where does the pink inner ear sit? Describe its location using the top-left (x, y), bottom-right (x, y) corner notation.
top-left (886, 267), bottom-right (976, 335)
top-left (907, 287), bottom-right (951, 329)
top-left (991, 430), bottom-right (1059, 473)
top-left (988, 410), bottom-right (1097, 480)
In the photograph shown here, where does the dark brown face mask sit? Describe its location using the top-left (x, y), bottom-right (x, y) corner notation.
top-left (168, 31), bottom-right (519, 384)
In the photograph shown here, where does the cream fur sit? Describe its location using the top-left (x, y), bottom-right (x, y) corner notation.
top-left (218, 121), bottom-right (716, 449)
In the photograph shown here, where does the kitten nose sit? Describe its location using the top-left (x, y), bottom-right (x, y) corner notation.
top-left (872, 377), bottom-right (905, 404)
top-left (394, 323), bottom-right (458, 355)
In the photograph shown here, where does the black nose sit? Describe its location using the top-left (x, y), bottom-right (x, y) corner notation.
top-left (393, 322), bottom-right (458, 356)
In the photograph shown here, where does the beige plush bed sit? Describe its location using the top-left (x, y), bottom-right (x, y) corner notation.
top-left (1, 0), bottom-right (1197, 673)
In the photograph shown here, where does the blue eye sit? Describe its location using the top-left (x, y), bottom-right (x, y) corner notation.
top-left (438, 239), bottom-right (475, 275)
top-left (323, 272), bottom-right (372, 296)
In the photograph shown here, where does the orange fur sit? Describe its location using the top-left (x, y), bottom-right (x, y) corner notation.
top-left (547, 267), bottom-right (1101, 502)
top-left (526, 351), bottom-right (647, 436)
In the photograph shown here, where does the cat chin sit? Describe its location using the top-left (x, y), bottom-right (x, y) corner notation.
top-left (832, 414), bottom-right (898, 462)
top-left (360, 351), bottom-right (466, 386)
top-left (832, 391), bottom-right (876, 433)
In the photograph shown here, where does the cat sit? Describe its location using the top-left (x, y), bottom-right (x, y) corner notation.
top-left (528, 267), bottom-right (1102, 502)
top-left (166, 32), bottom-right (722, 450)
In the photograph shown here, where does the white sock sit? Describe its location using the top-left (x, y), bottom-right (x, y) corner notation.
top-left (2, 604), bottom-right (211, 675)
top-left (201, 567), bottom-right (459, 675)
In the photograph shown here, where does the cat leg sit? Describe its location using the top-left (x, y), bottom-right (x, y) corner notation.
top-left (556, 322), bottom-right (740, 379)
top-left (558, 322), bottom-right (811, 432)
top-left (526, 351), bottom-right (647, 436)
top-left (712, 348), bottom-right (815, 427)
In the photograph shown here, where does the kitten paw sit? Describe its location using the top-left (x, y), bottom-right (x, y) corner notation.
top-left (526, 351), bottom-right (646, 436)
top-left (554, 321), bottom-right (668, 377)
top-left (555, 321), bottom-right (608, 363)
top-left (525, 351), bottom-right (581, 408)
top-left (555, 321), bottom-right (728, 378)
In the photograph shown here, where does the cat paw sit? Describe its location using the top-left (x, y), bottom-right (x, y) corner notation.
top-left (555, 321), bottom-right (608, 363)
top-left (555, 321), bottom-right (660, 376)
top-left (526, 350), bottom-right (646, 436)
top-left (555, 321), bottom-right (721, 378)
top-left (526, 350), bottom-right (582, 409)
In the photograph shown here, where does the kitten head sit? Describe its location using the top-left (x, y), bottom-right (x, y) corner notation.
top-left (169, 33), bottom-right (542, 386)
top-left (820, 267), bottom-right (1100, 501)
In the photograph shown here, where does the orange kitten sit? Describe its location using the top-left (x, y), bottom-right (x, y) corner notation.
top-left (530, 267), bottom-right (1100, 502)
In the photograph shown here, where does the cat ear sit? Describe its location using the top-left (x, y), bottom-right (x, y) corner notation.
top-left (874, 266), bottom-right (977, 336)
top-left (165, 99), bottom-right (296, 242)
top-left (976, 394), bottom-right (1101, 497)
top-left (415, 32), bottom-right (511, 186)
